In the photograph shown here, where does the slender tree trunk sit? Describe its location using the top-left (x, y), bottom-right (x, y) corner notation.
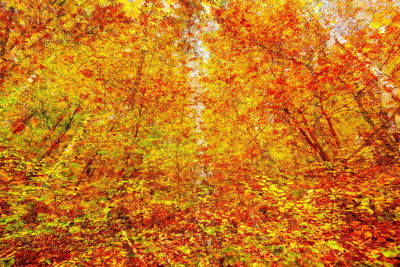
top-left (1, 1), bottom-right (89, 65)
top-left (180, 0), bottom-right (210, 181)
top-left (41, 105), bottom-right (80, 159)
top-left (309, 6), bottom-right (400, 129)
top-left (319, 97), bottom-right (340, 157)
top-left (356, 92), bottom-right (377, 130)
top-left (284, 108), bottom-right (331, 162)
top-left (38, 114), bottom-right (92, 196)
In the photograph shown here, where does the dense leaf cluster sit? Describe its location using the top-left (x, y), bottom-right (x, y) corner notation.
top-left (0, 0), bottom-right (399, 266)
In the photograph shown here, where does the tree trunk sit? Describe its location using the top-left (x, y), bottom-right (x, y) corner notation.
top-left (319, 97), bottom-right (341, 158)
top-left (284, 108), bottom-right (331, 162)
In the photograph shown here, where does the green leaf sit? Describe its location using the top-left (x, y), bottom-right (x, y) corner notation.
top-left (2, 256), bottom-right (15, 267)
top-left (381, 248), bottom-right (399, 258)
top-left (69, 226), bottom-right (81, 234)
top-left (204, 227), bottom-right (216, 236)
top-left (326, 240), bottom-right (344, 252)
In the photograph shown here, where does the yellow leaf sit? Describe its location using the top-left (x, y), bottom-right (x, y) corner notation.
top-left (364, 231), bottom-right (373, 239)
top-left (117, 0), bottom-right (144, 18)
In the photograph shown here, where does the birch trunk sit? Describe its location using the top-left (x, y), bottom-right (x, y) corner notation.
top-left (180, 1), bottom-right (210, 181)
top-left (331, 31), bottom-right (400, 128)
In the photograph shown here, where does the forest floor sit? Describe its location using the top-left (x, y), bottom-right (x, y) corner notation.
top-left (1, 156), bottom-right (400, 266)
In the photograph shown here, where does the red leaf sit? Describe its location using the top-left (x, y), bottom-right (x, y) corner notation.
top-left (81, 68), bottom-right (94, 78)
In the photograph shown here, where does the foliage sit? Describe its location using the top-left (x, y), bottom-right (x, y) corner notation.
top-left (0, 0), bottom-right (399, 266)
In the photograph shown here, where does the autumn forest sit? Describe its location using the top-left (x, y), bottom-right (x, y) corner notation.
top-left (1, 0), bottom-right (400, 265)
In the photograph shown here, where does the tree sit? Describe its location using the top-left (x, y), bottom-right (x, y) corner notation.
top-left (1, 0), bottom-right (400, 265)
